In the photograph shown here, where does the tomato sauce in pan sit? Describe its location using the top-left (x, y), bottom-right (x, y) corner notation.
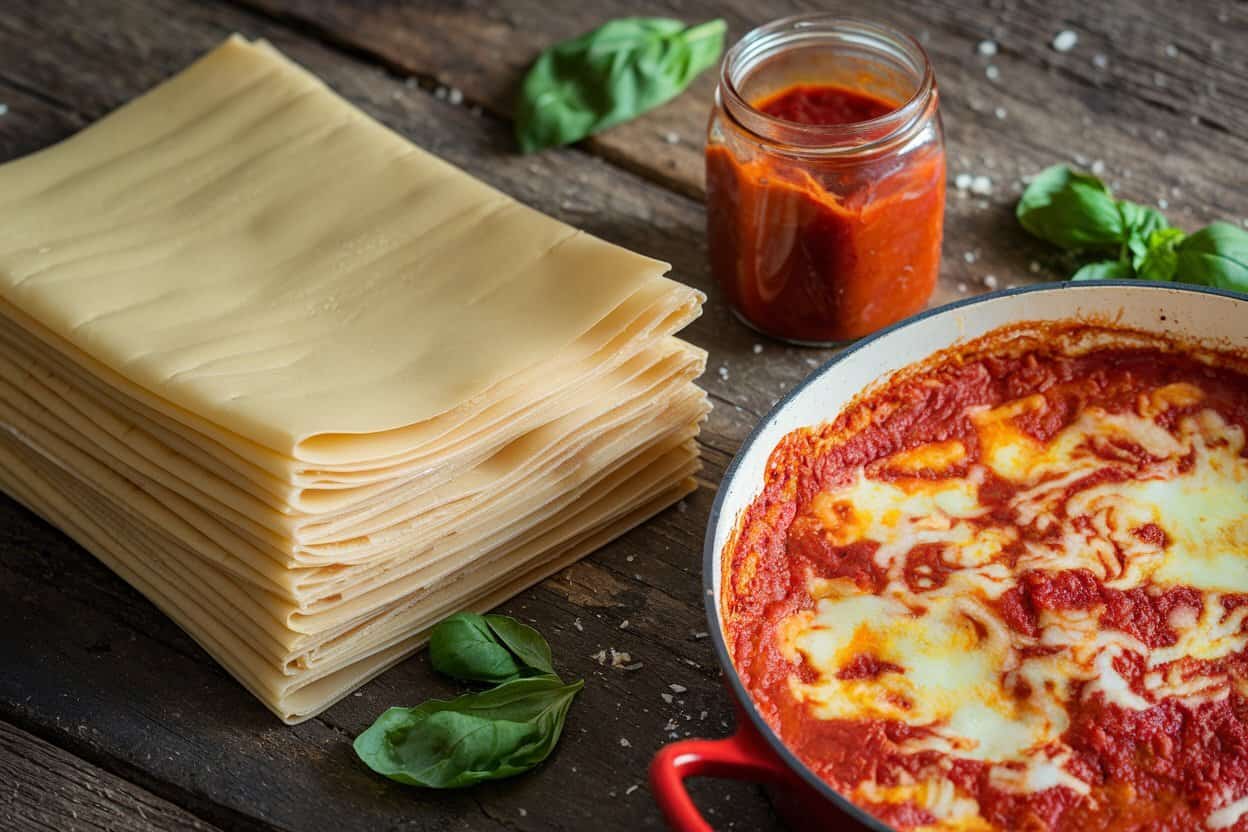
top-left (722, 326), bottom-right (1248, 830)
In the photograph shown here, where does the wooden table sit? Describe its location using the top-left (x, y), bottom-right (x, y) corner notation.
top-left (1, 2), bottom-right (1244, 830)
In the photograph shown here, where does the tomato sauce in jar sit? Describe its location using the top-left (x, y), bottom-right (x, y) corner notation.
top-left (707, 17), bottom-right (946, 344)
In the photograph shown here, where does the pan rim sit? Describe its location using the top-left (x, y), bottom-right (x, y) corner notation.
top-left (700, 279), bottom-right (1248, 830)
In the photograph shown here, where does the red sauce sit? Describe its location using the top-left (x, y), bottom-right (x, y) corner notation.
top-left (722, 328), bottom-right (1248, 830)
top-left (757, 84), bottom-right (896, 126)
top-left (706, 83), bottom-right (945, 343)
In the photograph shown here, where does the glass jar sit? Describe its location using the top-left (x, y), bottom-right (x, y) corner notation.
top-left (706, 15), bottom-right (946, 345)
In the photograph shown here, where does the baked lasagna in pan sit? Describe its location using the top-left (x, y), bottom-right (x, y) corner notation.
top-left (723, 323), bottom-right (1248, 830)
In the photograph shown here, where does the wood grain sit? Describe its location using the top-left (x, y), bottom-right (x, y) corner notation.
top-left (0, 719), bottom-right (221, 832)
top-left (0, 0), bottom-right (1243, 830)
top-left (233, 0), bottom-right (1248, 222)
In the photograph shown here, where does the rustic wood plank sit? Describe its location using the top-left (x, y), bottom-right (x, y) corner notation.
top-left (0, 719), bottom-right (223, 832)
top-left (0, 1), bottom-right (790, 830)
top-left (4, 0), bottom-right (1238, 830)
top-left (233, 0), bottom-right (1248, 228)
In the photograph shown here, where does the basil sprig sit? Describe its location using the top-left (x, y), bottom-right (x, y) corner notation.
top-left (1017, 164), bottom-right (1248, 293)
top-left (354, 613), bottom-right (582, 788)
top-left (515, 17), bottom-right (727, 153)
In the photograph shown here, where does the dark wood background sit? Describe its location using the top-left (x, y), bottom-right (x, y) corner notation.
top-left (1, 1), bottom-right (1245, 830)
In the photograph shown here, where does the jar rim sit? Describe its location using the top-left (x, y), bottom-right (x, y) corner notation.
top-left (718, 14), bottom-right (936, 155)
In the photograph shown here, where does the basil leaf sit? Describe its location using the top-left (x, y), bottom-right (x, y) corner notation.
top-left (484, 615), bottom-right (556, 679)
top-left (1175, 222), bottom-right (1248, 293)
top-left (429, 613), bottom-right (525, 684)
top-left (1118, 201), bottom-right (1170, 270)
top-left (1017, 164), bottom-right (1125, 250)
top-left (1137, 228), bottom-right (1187, 282)
top-left (1072, 260), bottom-right (1132, 281)
top-left (353, 677), bottom-right (583, 788)
top-left (429, 613), bottom-right (557, 683)
top-left (515, 17), bottom-right (727, 153)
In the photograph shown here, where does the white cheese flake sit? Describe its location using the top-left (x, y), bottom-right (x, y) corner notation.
top-left (1052, 30), bottom-right (1078, 52)
top-left (977, 40), bottom-right (998, 57)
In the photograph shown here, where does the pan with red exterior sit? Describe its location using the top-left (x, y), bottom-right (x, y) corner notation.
top-left (649, 281), bottom-right (1248, 832)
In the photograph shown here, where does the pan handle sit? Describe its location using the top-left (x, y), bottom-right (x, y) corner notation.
top-left (650, 726), bottom-right (791, 831)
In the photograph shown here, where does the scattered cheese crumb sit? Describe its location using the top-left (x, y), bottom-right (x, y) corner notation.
top-left (619, 737), bottom-right (631, 748)
top-left (1052, 30), bottom-right (1078, 52)
top-left (619, 620), bottom-right (629, 629)
top-left (664, 719), bottom-right (679, 731)
top-left (1154, 72), bottom-right (1167, 88)
top-left (963, 250), bottom-right (977, 263)
top-left (1093, 53), bottom-right (1109, 69)
top-left (669, 683), bottom-right (688, 694)
top-left (609, 648), bottom-right (631, 667)
top-left (994, 107), bottom-right (1007, 120)
top-left (625, 555), bottom-right (635, 562)
top-left (970, 175), bottom-right (993, 195)
top-left (1158, 198), bottom-right (1169, 210)
top-left (985, 64), bottom-right (1000, 81)
top-left (977, 39), bottom-right (998, 57)
top-left (752, 343), bottom-right (763, 355)
top-left (1029, 260), bottom-right (1042, 273)
top-left (956, 282), bottom-right (968, 293)
top-left (447, 87), bottom-right (464, 105)
top-left (717, 364), bottom-right (729, 381)
top-left (518, 808), bottom-right (527, 817)
top-left (692, 631), bottom-right (709, 640)
top-left (626, 785), bottom-right (640, 796)
top-left (983, 274), bottom-right (1000, 290)
top-left (1091, 159), bottom-right (1106, 175)
top-left (591, 649), bottom-right (607, 664)
top-left (700, 711), bottom-right (709, 721)
top-left (661, 692), bottom-right (674, 704)
top-left (434, 86), bottom-right (448, 100)
top-left (954, 172), bottom-right (973, 191)
top-left (1164, 43), bottom-right (1179, 58)
top-left (663, 131), bottom-right (680, 145)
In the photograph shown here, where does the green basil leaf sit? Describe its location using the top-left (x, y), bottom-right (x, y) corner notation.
top-left (515, 17), bottom-right (727, 153)
top-left (1137, 227), bottom-right (1187, 282)
top-left (429, 613), bottom-right (525, 684)
top-left (1118, 201), bottom-right (1170, 270)
top-left (1071, 260), bottom-right (1133, 281)
top-left (1017, 164), bottom-right (1125, 250)
top-left (429, 613), bottom-right (557, 684)
top-left (353, 677), bottom-right (584, 788)
top-left (484, 615), bottom-right (556, 679)
top-left (1174, 222), bottom-right (1248, 293)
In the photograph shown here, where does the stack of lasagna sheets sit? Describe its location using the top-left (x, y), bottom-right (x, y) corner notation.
top-left (0, 37), bottom-right (707, 723)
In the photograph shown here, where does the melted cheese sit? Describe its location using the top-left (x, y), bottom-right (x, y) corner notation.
top-left (857, 778), bottom-right (991, 831)
top-left (1209, 793), bottom-right (1248, 830)
top-left (777, 385), bottom-right (1248, 814)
